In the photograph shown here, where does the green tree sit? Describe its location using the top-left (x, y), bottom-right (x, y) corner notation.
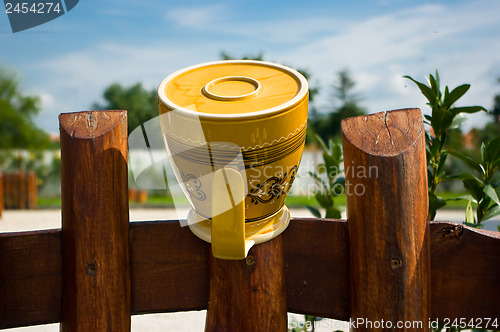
top-left (313, 69), bottom-right (365, 141)
top-left (477, 78), bottom-right (500, 144)
top-left (0, 67), bottom-right (50, 150)
top-left (490, 78), bottom-right (500, 120)
top-left (92, 82), bottom-right (157, 135)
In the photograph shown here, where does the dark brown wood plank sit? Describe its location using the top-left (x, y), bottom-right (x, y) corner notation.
top-left (59, 110), bottom-right (131, 332)
top-left (342, 108), bottom-right (431, 330)
top-left (18, 172), bottom-right (26, 210)
top-left (1, 220), bottom-right (499, 329)
top-left (0, 229), bottom-right (61, 329)
top-left (27, 172), bottom-right (37, 209)
top-left (129, 220), bottom-right (209, 314)
top-left (283, 218), bottom-right (349, 320)
top-left (3, 173), bottom-right (11, 209)
top-left (431, 222), bottom-right (500, 321)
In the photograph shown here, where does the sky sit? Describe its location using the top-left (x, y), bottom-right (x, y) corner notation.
top-left (1, 0), bottom-right (499, 134)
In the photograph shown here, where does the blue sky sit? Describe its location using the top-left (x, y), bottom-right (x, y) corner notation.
top-left (1, 0), bottom-right (499, 133)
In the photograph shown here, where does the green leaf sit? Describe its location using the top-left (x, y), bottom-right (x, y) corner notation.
top-left (463, 178), bottom-right (485, 202)
top-left (464, 222), bottom-right (484, 229)
top-left (428, 73), bottom-right (440, 98)
top-left (480, 142), bottom-right (487, 164)
top-left (443, 85), bottom-right (450, 104)
top-left (442, 84), bottom-right (470, 109)
top-left (451, 105), bottom-right (487, 115)
top-left (445, 194), bottom-right (472, 202)
top-left (430, 105), bottom-right (442, 136)
top-left (315, 133), bottom-right (329, 154)
top-left (465, 198), bottom-right (475, 224)
top-left (331, 141), bottom-right (343, 162)
top-left (309, 172), bottom-right (329, 195)
top-left (483, 204), bottom-right (500, 221)
top-left (439, 110), bottom-right (455, 134)
top-left (323, 152), bottom-right (335, 173)
top-left (483, 184), bottom-right (500, 205)
top-left (446, 172), bottom-right (482, 184)
top-left (404, 75), bottom-right (436, 105)
top-left (308, 171), bottom-right (326, 186)
top-left (333, 176), bottom-right (345, 187)
top-left (492, 159), bottom-right (500, 173)
top-left (449, 113), bottom-right (466, 129)
top-left (325, 207), bottom-right (342, 219)
top-left (306, 205), bottom-right (322, 218)
top-left (434, 69), bottom-right (440, 91)
top-left (429, 193), bottom-right (447, 220)
top-left (485, 136), bottom-right (500, 164)
top-left (437, 152), bottom-right (448, 177)
top-left (446, 150), bottom-right (483, 174)
top-left (315, 192), bottom-right (333, 209)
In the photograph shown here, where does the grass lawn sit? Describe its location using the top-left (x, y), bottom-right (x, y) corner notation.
top-left (37, 192), bottom-right (470, 209)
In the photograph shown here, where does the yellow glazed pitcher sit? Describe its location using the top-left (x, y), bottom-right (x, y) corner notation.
top-left (158, 60), bottom-right (308, 260)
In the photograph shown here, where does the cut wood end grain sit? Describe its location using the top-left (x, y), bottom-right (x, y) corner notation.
top-left (59, 110), bottom-right (127, 139)
top-left (341, 108), bottom-right (423, 156)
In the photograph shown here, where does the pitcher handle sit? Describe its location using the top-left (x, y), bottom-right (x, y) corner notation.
top-left (211, 167), bottom-right (254, 260)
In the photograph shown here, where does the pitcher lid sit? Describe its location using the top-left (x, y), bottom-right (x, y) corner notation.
top-left (158, 60), bottom-right (308, 119)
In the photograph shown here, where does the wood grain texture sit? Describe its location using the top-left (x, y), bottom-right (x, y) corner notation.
top-left (18, 173), bottom-right (26, 209)
top-left (283, 218), bottom-right (349, 320)
top-left (431, 222), bottom-right (500, 320)
top-left (0, 220), bottom-right (499, 329)
top-left (3, 173), bottom-right (12, 209)
top-left (1, 172), bottom-right (37, 210)
top-left (0, 229), bottom-right (61, 328)
top-left (205, 235), bottom-right (287, 332)
top-left (130, 220), bottom-right (209, 314)
top-left (342, 108), bottom-right (431, 330)
top-left (27, 172), bottom-right (37, 209)
top-left (59, 110), bottom-right (130, 332)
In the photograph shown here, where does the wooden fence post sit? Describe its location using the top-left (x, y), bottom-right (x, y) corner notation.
top-left (205, 237), bottom-right (287, 332)
top-left (59, 110), bottom-right (130, 332)
top-left (26, 171), bottom-right (37, 209)
top-left (1, 172), bottom-right (36, 209)
top-left (18, 172), bottom-right (27, 209)
top-left (4, 173), bottom-right (11, 209)
top-left (342, 108), bottom-right (431, 331)
top-left (7, 173), bottom-right (18, 209)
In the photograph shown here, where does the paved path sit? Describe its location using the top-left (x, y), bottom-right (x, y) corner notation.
top-left (1, 207), bottom-right (498, 331)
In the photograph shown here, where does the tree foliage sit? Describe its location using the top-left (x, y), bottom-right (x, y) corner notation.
top-left (490, 78), bottom-right (500, 120)
top-left (92, 82), bottom-right (157, 135)
top-left (0, 67), bottom-right (50, 150)
top-left (311, 69), bottom-right (365, 141)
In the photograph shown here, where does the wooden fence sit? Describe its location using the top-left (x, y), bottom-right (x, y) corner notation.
top-left (0, 109), bottom-right (499, 331)
top-left (1, 171), bottom-right (37, 210)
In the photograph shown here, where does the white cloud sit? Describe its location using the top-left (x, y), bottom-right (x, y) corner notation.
top-left (165, 4), bottom-right (229, 29)
top-left (32, 42), bottom-right (218, 132)
top-left (26, 0), bottom-right (500, 133)
top-left (274, 1), bottom-right (500, 130)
